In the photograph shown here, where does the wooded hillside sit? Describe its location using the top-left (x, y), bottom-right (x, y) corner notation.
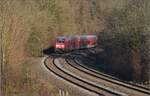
top-left (0, 0), bottom-right (149, 95)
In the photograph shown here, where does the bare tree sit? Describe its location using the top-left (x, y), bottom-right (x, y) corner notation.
top-left (0, 0), bottom-right (29, 95)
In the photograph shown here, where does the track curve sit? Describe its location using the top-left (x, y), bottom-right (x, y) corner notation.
top-left (44, 56), bottom-right (127, 96)
top-left (63, 54), bottom-right (150, 96)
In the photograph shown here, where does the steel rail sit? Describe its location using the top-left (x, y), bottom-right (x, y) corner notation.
top-left (44, 56), bottom-right (126, 96)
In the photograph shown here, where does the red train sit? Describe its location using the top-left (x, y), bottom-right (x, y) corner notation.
top-left (55, 35), bottom-right (97, 53)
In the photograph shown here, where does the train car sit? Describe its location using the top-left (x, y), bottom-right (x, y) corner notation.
top-left (55, 35), bottom-right (97, 53)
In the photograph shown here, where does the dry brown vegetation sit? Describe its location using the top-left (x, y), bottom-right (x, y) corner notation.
top-left (99, 0), bottom-right (150, 83)
top-left (0, 0), bottom-right (149, 95)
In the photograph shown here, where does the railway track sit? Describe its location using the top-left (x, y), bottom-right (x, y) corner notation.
top-left (44, 56), bottom-right (127, 96)
top-left (75, 58), bottom-right (150, 90)
top-left (73, 52), bottom-right (149, 90)
top-left (63, 54), bottom-right (150, 96)
top-left (44, 52), bottom-right (150, 96)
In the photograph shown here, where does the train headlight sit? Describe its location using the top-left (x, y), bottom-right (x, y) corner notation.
top-left (56, 44), bottom-right (60, 48)
top-left (56, 44), bottom-right (64, 48)
top-left (61, 45), bottom-right (64, 48)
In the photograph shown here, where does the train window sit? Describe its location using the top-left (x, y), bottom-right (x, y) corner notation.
top-left (57, 39), bottom-right (65, 43)
top-left (57, 40), bottom-right (60, 43)
top-left (62, 39), bottom-right (65, 43)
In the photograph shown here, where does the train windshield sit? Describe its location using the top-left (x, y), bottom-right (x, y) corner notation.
top-left (57, 38), bottom-right (65, 43)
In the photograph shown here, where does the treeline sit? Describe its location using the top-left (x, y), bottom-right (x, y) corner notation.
top-left (98, 0), bottom-right (150, 83)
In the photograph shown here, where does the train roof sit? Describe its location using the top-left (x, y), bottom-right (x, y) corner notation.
top-left (56, 35), bottom-right (97, 38)
top-left (80, 35), bottom-right (97, 38)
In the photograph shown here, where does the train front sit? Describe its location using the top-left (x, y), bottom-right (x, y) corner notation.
top-left (55, 37), bottom-right (65, 53)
